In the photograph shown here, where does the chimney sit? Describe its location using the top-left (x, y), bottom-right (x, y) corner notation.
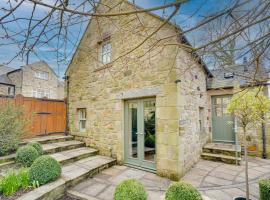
top-left (243, 57), bottom-right (248, 72)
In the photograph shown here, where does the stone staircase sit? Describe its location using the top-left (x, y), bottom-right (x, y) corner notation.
top-left (201, 143), bottom-right (242, 165)
top-left (0, 135), bottom-right (116, 200)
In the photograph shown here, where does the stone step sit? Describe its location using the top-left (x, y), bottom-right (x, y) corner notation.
top-left (17, 156), bottom-right (116, 200)
top-left (20, 135), bottom-right (73, 146)
top-left (0, 147), bottom-right (99, 172)
top-left (201, 152), bottom-right (241, 165)
top-left (51, 147), bottom-right (99, 165)
top-left (203, 143), bottom-right (241, 157)
top-left (0, 140), bottom-right (85, 164)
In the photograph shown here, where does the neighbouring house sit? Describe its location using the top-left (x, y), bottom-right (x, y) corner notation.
top-left (0, 65), bottom-right (16, 96)
top-left (65, 0), bottom-right (270, 180)
top-left (0, 61), bottom-right (64, 99)
top-left (207, 64), bottom-right (270, 158)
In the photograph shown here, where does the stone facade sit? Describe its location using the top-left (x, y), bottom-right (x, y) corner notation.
top-left (66, 0), bottom-right (211, 180)
top-left (0, 84), bottom-right (14, 96)
top-left (7, 61), bottom-right (64, 99)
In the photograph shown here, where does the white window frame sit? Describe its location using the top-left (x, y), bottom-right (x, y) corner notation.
top-left (35, 70), bottom-right (49, 80)
top-left (100, 40), bottom-right (112, 64)
top-left (32, 89), bottom-right (50, 98)
top-left (78, 108), bottom-right (86, 132)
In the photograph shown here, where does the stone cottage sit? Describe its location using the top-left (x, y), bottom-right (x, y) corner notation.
top-left (0, 61), bottom-right (64, 99)
top-left (65, 0), bottom-right (270, 180)
top-left (66, 0), bottom-right (213, 180)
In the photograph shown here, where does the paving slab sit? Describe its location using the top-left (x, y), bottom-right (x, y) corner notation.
top-left (69, 157), bottom-right (270, 200)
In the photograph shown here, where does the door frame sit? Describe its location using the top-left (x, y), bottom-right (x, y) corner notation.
top-left (124, 98), bottom-right (156, 171)
top-left (211, 95), bottom-right (235, 143)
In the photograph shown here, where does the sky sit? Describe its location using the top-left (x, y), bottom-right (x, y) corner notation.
top-left (0, 0), bottom-right (232, 78)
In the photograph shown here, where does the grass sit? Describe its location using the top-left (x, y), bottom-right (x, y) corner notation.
top-left (0, 168), bottom-right (30, 196)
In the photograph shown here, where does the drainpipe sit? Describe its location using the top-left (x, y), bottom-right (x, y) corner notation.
top-left (63, 75), bottom-right (69, 135)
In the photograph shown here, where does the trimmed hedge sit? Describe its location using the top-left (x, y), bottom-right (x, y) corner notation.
top-left (16, 146), bottom-right (39, 167)
top-left (28, 142), bottom-right (43, 155)
top-left (259, 178), bottom-right (270, 200)
top-left (165, 182), bottom-right (203, 200)
top-left (29, 155), bottom-right (61, 186)
top-left (114, 179), bottom-right (147, 200)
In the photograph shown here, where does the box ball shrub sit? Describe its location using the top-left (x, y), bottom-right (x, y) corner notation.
top-left (29, 155), bottom-right (61, 186)
top-left (259, 178), bottom-right (270, 200)
top-left (16, 146), bottom-right (39, 167)
top-left (114, 179), bottom-right (147, 200)
top-left (165, 182), bottom-right (203, 200)
top-left (28, 142), bottom-right (43, 155)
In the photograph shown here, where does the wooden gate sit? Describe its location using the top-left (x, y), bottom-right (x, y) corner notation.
top-left (0, 95), bottom-right (66, 138)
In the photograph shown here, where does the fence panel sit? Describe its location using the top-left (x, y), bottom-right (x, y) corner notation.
top-left (0, 95), bottom-right (66, 138)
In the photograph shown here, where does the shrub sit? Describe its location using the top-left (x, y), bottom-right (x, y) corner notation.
top-left (259, 178), bottom-right (270, 200)
top-left (0, 103), bottom-right (29, 156)
top-left (27, 142), bottom-right (43, 155)
top-left (29, 155), bottom-right (61, 186)
top-left (165, 182), bottom-right (203, 200)
top-left (0, 168), bottom-right (30, 196)
top-left (16, 146), bottom-right (39, 167)
top-left (114, 179), bottom-right (147, 200)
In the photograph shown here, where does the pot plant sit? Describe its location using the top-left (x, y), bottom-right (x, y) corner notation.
top-left (227, 88), bottom-right (270, 200)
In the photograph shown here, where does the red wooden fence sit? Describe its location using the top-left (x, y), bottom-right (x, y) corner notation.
top-left (0, 95), bottom-right (66, 138)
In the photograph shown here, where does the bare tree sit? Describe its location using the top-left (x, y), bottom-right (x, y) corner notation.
top-left (0, 0), bottom-right (269, 80)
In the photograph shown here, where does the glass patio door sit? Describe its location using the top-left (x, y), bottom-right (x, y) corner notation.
top-left (124, 98), bottom-right (156, 171)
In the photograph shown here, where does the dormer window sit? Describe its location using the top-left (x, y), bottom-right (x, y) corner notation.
top-left (224, 72), bottom-right (234, 79)
top-left (101, 40), bottom-right (111, 64)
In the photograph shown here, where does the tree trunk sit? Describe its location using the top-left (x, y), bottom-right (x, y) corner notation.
top-left (244, 127), bottom-right (250, 199)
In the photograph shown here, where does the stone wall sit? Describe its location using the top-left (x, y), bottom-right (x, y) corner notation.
top-left (176, 50), bottom-right (211, 175)
top-left (8, 70), bottom-right (22, 94)
top-left (67, 0), bottom-right (210, 180)
top-left (20, 62), bottom-right (61, 99)
top-left (0, 84), bottom-right (14, 96)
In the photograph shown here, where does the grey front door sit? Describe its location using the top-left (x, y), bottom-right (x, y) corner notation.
top-left (212, 95), bottom-right (235, 143)
top-left (124, 98), bottom-right (156, 171)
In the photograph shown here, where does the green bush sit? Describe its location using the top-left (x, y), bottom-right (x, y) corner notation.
top-left (0, 103), bottom-right (29, 156)
top-left (259, 178), bottom-right (270, 200)
top-left (165, 182), bottom-right (202, 200)
top-left (0, 168), bottom-right (30, 196)
top-left (29, 155), bottom-right (61, 186)
top-left (16, 146), bottom-right (39, 167)
top-left (27, 142), bottom-right (43, 155)
top-left (114, 179), bottom-right (147, 200)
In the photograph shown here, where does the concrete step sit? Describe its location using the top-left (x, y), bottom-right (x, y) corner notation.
top-left (0, 140), bottom-right (85, 164)
top-left (20, 135), bottom-right (73, 145)
top-left (203, 143), bottom-right (241, 157)
top-left (201, 152), bottom-right (241, 165)
top-left (17, 156), bottom-right (116, 200)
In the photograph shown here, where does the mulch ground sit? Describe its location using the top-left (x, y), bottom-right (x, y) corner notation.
top-left (0, 188), bottom-right (32, 200)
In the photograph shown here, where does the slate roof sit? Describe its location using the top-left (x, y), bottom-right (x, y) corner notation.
top-left (207, 64), bottom-right (269, 89)
top-left (0, 65), bottom-right (16, 75)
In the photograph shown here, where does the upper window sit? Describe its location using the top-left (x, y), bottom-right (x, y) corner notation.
top-left (101, 41), bottom-right (112, 64)
top-left (78, 108), bottom-right (86, 132)
top-left (32, 89), bottom-right (50, 98)
top-left (35, 70), bottom-right (49, 80)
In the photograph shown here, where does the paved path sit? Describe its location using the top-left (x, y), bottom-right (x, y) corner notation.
top-left (70, 157), bottom-right (270, 200)
top-left (183, 157), bottom-right (270, 200)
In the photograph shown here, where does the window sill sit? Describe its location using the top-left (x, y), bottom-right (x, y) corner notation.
top-left (94, 62), bottom-right (113, 72)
